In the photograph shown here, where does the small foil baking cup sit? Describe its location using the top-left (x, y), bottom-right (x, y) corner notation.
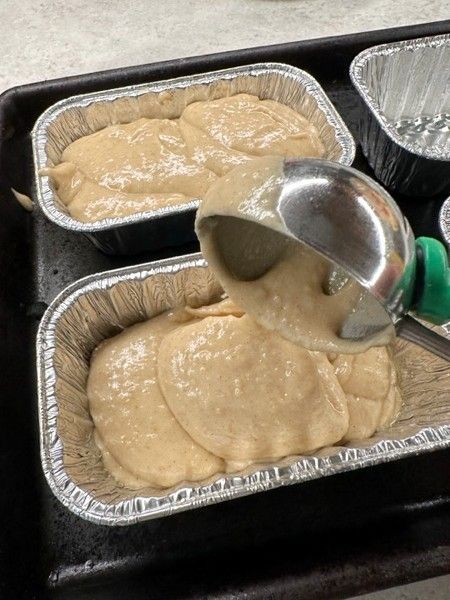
top-left (37, 253), bottom-right (450, 526)
top-left (32, 63), bottom-right (355, 255)
top-left (350, 34), bottom-right (450, 197)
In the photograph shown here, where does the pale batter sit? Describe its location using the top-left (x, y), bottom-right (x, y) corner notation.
top-left (196, 156), bottom-right (395, 353)
top-left (179, 94), bottom-right (324, 176)
top-left (87, 312), bottom-right (223, 489)
top-left (84, 138), bottom-right (401, 490)
top-left (87, 299), bottom-right (401, 489)
top-left (158, 313), bottom-right (349, 461)
top-left (41, 94), bottom-right (324, 222)
top-left (330, 347), bottom-right (402, 441)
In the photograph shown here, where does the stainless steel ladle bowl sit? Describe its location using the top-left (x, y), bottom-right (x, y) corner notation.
top-left (196, 158), bottom-right (450, 360)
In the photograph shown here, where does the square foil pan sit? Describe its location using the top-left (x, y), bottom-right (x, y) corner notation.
top-left (37, 253), bottom-right (450, 526)
top-left (350, 34), bottom-right (450, 197)
top-left (32, 63), bottom-right (355, 255)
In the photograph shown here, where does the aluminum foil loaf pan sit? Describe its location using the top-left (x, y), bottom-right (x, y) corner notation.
top-left (37, 253), bottom-right (450, 526)
top-left (350, 34), bottom-right (450, 197)
top-left (32, 63), bottom-right (355, 255)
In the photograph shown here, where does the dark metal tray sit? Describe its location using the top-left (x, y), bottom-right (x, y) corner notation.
top-left (1, 20), bottom-right (449, 600)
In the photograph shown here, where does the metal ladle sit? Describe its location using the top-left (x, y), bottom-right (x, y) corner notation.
top-left (197, 159), bottom-right (450, 360)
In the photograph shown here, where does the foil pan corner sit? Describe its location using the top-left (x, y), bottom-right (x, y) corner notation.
top-left (350, 33), bottom-right (450, 197)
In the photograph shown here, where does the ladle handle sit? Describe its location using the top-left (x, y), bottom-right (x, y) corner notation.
top-left (396, 315), bottom-right (450, 361)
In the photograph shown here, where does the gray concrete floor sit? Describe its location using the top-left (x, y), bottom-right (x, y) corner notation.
top-left (0, 0), bottom-right (449, 92)
top-left (351, 574), bottom-right (450, 599)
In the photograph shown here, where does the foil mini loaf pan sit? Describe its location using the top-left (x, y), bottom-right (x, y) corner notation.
top-left (32, 63), bottom-right (355, 255)
top-left (350, 34), bottom-right (450, 197)
top-left (37, 253), bottom-right (450, 526)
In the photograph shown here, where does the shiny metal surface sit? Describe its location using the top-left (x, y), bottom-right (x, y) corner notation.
top-left (199, 158), bottom-right (450, 358)
top-left (31, 62), bottom-right (355, 255)
top-left (206, 159), bottom-right (415, 322)
top-left (439, 197), bottom-right (450, 247)
top-left (37, 253), bottom-right (450, 525)
top-left (350, 34), bottom-right (450, 197)
top-left (396, 316), bottom-right (450, 362)
top-left (279, 159), bottom-right (416, 319)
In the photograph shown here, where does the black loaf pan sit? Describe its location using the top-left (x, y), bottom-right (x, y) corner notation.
top-left (0, 19), bottom-right (449, 600)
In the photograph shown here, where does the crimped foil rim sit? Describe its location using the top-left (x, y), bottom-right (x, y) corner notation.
top-left (350, 34), bottom-right (450, 162)
top-left (439, 198), bottom-right (450, 246)
top-left (37, 253), bottom-right (450, 526)
top-left (32, 62), bottom-right (355, 233)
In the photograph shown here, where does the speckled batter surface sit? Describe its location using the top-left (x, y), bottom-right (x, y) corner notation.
top-left (88, 300), bottom-right (400, 489)
top-left (42, 94), bottom-right (323, 222)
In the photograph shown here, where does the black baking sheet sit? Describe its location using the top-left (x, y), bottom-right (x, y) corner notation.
top-left (0, 20), bottom-right (449, 600)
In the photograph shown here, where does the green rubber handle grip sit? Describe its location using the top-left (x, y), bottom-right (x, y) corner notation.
top-left (414, 237), bottom-right (450, 325)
